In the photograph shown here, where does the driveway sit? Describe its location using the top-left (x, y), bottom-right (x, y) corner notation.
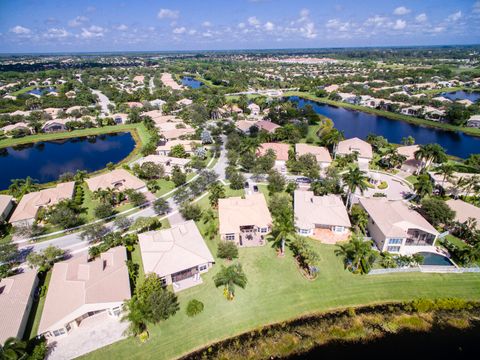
top-left (47, 312), bottom-right (128, 360)
top-left (91, 89), bottom-right (111, 115)
top-left (354, 171), bottom-right (413, 201)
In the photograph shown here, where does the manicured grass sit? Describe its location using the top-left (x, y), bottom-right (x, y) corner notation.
top-left (81, 183), bottom-right (99, 222)
top-left (406, 175), bottom-right (418, 185)
top-left (25, 270), bottom-right (52, 339)
top-left (224, 187), bottom-right (244, 197)
top-left (283, 91), bottom-right (480, 137)
top-left (83, 234), bottom-right (480, 360)
top-left (154, 179), bottom-right (176, 197)
top-left (131, 244), bottom-right (146, 285)
top-left (10, 85), bottom-right (35, 96)
top-left (0, 123), bottom-right (150, 149)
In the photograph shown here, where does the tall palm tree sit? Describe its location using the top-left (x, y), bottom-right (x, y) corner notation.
top-left (322, 128), bottom-right (345, 151)
top-left (342, 166), bottom-right (368, 211)
top-left (0, 337), bottom-right (27, 360)
top-left (434, 163), bottom-right (455, 186)
top-left (414, 143), bottom-right (447, 171)
top-left (334, 232), bottom-right (376, 274)
top-left (240, 138), bottom-right (260, 154)
top-left (269, 206), bottom-right (295, 255)
top-left (414, 173), bottom-right (433, 199)
top-left (213, 264), bottom-right (247, 300)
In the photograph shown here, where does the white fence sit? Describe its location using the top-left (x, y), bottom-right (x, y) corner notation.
top-left (369, 265), bottom-right (480, 275)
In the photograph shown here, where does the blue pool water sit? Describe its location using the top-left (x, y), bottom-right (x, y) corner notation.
top-left (27, 87), bottom-right (57, 96)
top-left (289, 96), bottom-right (480, 158)
top-left (441, 90), bottom-right (480, 102)
top-left (0, 132), bottom-right (135, 189)
top-left (417, 252), bottom-right (455, 266)
top-left (181, 76), bottom-right (203, 89)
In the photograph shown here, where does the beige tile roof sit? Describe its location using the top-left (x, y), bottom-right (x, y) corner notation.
top-left (1, 122), bottom-right (32, 133)
top-left (0, 271), bottom-right (38, 343)
top-left (161, 73), bottom-right (183, 90)
top-left (218, 194), bottom-right (272, 234)
top-left (295, 143), bottom-right (332, 163)
top-left (294, 190), bottom-right (350, 229)
top-left (85, 169), bottom-right (145, 193)
top-left (0, 195), bottom-right (13, 215)
top-left (257, 142), bottom-right (290, 161)
top-left (156, 140), bottom-right (201, 154)
top-left (235, 120), bottom-right (257, 132)
top-left (9, 182), bottom-right (75, 224)
top-left (360, 198), bottom-right (438, 238)
top-left (38, 246), bottom-right (131, 335)
top-left (138, 220), bottom-right (214, 277)
top-left (255, 120), bottom-right (280, 134)
top-left (397, 145), bottom-right (419, 160)
top-left (446, 199), bottom-right (480, 230)
top-left (156, 122), bottom-right (195, 140)
top-left (336, 137), bottom-right (373, 159)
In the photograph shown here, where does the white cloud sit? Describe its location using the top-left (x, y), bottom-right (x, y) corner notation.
top-left (474, 1), bottom-right (480, 13)
top-left (393, 6), bottom-right (411, 15)
top-left (116, 24), bottom-right (128, 31)
top-left (264, 21), bottom-right (275, 31)
top-left (393, 19), bottom-right (406, 30)
top-left (202, 21), bottom-right (212, 27)
top-left (238, 22), bottom-right (246, 29)
top-left (79, 25), bottom-right (105, 39)
top-left (68, 16), bottom-right (88, 27)
top-left (248, 16), bottom-right (260, 26)
top-left (9, 25), bottom-right (31, 34)
top-left (157, 9), bottom-right (179, 19)
top-left (325, 19), bottom-right (350, 32)
top-left (447, 11), bottom-right (462, 22)
top-left (44, 28), bottom-right (69, 39)
top-left (173, 27), bottom-right (186, 34)
top-left (299, 8), bottom-right (310, 21)
top-left (188, 29), bottom-right (197, 35)
top-left (365, 15), bottom-right (388, 27)
top-left (415, 13), bottom-right (428, 23)
top-left (301, 22), bottom-right (317, 39)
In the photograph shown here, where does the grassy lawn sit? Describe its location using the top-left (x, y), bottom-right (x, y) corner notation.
top-left (84, 233), bottom-right (480, 360)
top-left (154, 179), bottom-right (176, 197)
top-left (24, 271), bottom-right (52, 340)
top-left (10, 85), bottom-right (35, 96)
top-left (406, 175), bottom-right (418, 185)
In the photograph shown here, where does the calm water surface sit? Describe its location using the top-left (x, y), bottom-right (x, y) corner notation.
top-left (441, 90), bottom-right (480, 102)
top-left (0, 132), bottom-right (135, 189)
top-left (290, 96), bottom-right (480, 158)
top-left (181, 76), bottom-right (203, 89)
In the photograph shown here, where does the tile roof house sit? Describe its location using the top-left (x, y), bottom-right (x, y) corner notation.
top-left (397, 145), bottom-right (421, 173)
top-left (0, 271), bottom-right (38, 343)
top-left (255, 120), bottom-right (281, 134)
top-left (294, 190), bottom-right (351, 243)
top-left (295, 143), bottom-right (332, 169)
top-left (38, 246), bottom-right (131, 339)
top-left (156, 121), bottom-right (195, 140)
top-left (0, 195), bottom-right (14, 222)
top-left (131, 155), bottom-right (190, 175)
top-left (257, 142), bottom-right (290, 172)
top-left (218, 193), bottom-right (272, 247)
top-left (9, 182), bottom-right (75, 226)
top-left (247, 103), bottom-right (260, 116)
top-left (359, 198), bottom-right (439, 255)
top-left (41, 118), bottom-right (70, 133)
top-left (1, 122), bottom-right (32, 135)
top-left (156, 140), bottom-right (202, 156)
top-left (85, 169), bottom-right (146, 193)
top-left (138, 220), bottom-right (214, 292)
top-left (467, 115), bottom-right (480, 128)
top-left (335, 137), bottom-right (373, 170)
top-left (446, 199), bottom-right (480, 231)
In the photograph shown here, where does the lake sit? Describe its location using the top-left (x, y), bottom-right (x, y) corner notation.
top-left (286, 321), bottom-right (480, 359)
top-left (441, 90), bottom-right (480, 102)
top-left (0, 132), bottom-right (136, 189)
top-left (289, 96), bottom-right (480, 158)
top-left (181, 76), bottom-right (203, 89)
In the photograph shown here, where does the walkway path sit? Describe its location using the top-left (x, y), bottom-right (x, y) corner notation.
top-left (91, 89), bottom-right (111, 116)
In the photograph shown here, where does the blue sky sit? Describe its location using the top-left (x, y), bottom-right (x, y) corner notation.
top-left (0, 0), bottom-right (479, 53)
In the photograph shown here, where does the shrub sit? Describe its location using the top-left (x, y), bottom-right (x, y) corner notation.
top-left (377, 181), bottom-right (388, 190)
top-left (179, 202), bottom-right (202, 221)
top-left (186, 299), bottom-right (204, 317)
top-left (94, 203), bottom-right (115, 219)
top-left (217, 242), bottom-right (239, 260)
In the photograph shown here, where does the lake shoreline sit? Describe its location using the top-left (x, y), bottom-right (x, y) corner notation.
top-left (180, 299), bottom-right (480, 360)
top-left (284, 91), bottom-right (480, 138)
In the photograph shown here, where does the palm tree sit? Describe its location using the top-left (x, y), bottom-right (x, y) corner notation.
top-left (322, 128), bottom-right (344, 150)
top-left (74, 170), bottom-right (88, 183)
top-left (414, 173), bottom-right (433, 199)
top-left (22, 176), bottom-right (39, 194)
top-left (0, 337), bottom-right (27, 360)
top-left (334, 232), bottom-right (376, 274)
top-left (434, 163), bottom-right (455, 186)
top-left (240, 138), bottom-right (260, 154)
top-left (269, 206), bottom-right (295, 255)
top-left (342, 166), bottom-right (368, 211)
top-left (121, 297), bottom-right (146, 336)
top-left (414, 143), bottom-right (447, 171)
top-left (208, 181), bottom-right (226, 207)
top-left (213, 264), bottom-right (247, 300)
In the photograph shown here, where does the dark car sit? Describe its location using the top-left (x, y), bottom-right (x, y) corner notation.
top-left (253, 185), bottom-right (259, 192)
top-left (244, 181), bottom-right (249, 188)
top-left (295, 177), bottom-right (311, 184)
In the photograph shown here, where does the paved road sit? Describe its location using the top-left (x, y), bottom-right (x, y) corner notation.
top-left (91, 89), bottom-right (111, 115)
top-left (18, 139), bottom-right (228, 257)
top-left (149, 77), bottom-right (155, 94)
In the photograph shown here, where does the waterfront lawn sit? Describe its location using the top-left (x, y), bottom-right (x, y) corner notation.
top-left (82, 187), bottom-right (480, 360)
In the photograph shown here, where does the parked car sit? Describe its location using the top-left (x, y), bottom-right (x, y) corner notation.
top-left (295, 177), bottom-right (311, 184)
top-left (253, 185), bottom-right (259, 192)
top-left (244, 181), bottom-right (249, 188)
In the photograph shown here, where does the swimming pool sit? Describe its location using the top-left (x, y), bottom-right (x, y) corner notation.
top-left (417, 252), bottom-right (455, 266)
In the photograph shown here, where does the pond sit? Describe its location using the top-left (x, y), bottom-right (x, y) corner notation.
top-left (181, 76), bottom-right (203, 89)
top-left (286, 321), bottom-right (480, 359)
top-left (0, 132), bottom-right (136, 190)
top-left (289, 96), bottom-right (480, 158)
top-left (26, 87), bottom-right (57, 96)
top-left (441, 90), bottom-right (480, 102)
